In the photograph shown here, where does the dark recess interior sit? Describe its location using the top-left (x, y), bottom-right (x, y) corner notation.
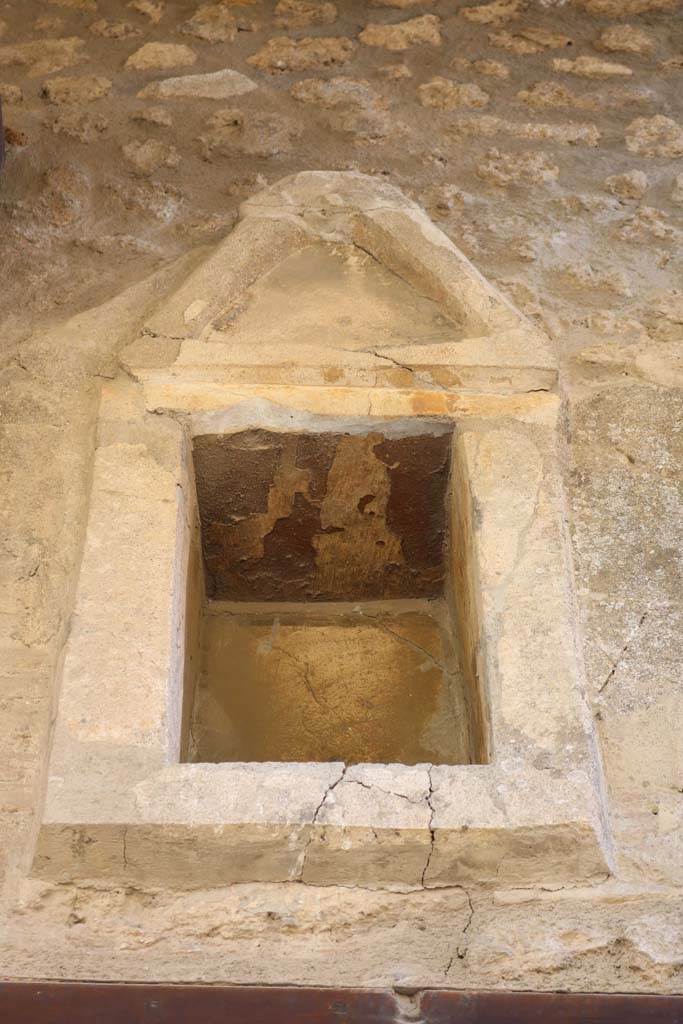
top-left (184, 425), bottom-right (482, 766)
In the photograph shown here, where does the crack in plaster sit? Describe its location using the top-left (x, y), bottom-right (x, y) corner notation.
top-left (270, 644), bottom-right (329, 711)
top-left (421, 767), bottom-right (436, 888)
top-left (355, 611), bottom-right (450, 676)
top-left (444, 886), bottom-right (475, 976)
top-left (598, 611), bottom-right (649, 695)
top-left (345, 778), bottom-right (429, 807)
top-left (295, 763), bottom-right (348, 883)
top-left (370, 349), bottom-right (448, 394)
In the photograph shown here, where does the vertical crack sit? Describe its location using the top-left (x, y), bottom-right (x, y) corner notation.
top-left (295, 764), bottom-right (347, 883)
top-left (444, 887), bottom-right (475, 976)
top-left (421, 766), bottom-right (435, 888)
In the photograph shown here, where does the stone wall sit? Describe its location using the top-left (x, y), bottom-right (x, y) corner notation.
top-left (0, 0), bottom-right (682, 992)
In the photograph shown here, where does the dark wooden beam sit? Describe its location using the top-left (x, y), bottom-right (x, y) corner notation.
top-left (1, 983), bottom-right (682, 1024)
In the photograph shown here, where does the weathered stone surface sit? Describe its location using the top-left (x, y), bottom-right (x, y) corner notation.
top-left (461, 0), bottom-right (522, 24)
top-left (248, 35), bottom-right (355, 72)
top-left (360, 15), bottom-right (442, 51)
top-left (41, 74), bottom-right (112, 105)
top-left (49, 0), bottom-right (96, 8)
top-left (123, 138), bottom-right (180, 174)
top-left (595, 24), bottom-right (656, 57)
top-left (477, 147), bottom-right (559, 187)
top-left (372, 0), bottom-right (432, 6)
top-left (0, 37), bottom-right (85, 76)
top-left (604, 169), bottom-right (648, 200)
top-left (626, 115), bottom-right (683, 157)
top-left (517, 80), bottom-right (592, 111)
top-left (130, 105), bottom-right (172, 127)
top-left (419, 78), bottom-right (490, 110)
top-left (569, 384), bottom-right (683, 884)
top-left (181, 3), bottom-right (237, 42)
top-left (138, 68), bottom-right (256, 100)
top-left (275, 0), bottom-right (337, 28)
top-left (129, 0), bottom-right (164, 22)
top-left (199, 109), bottom-right (301, 159)
top-left (48, 109), bottom-right (108, 142)
top-left (452, 56), bottom-right (509, 78)
top-left (449, 114), bottom-right (600, 147)
top-left (490, 27), bottom-right (572, 53)
top-left (124, 42), bottom-right (196, 71)
top-left (0, 83), bottom-right (22, 103)
top-left (291, 77), bottom-right (394, 139)
top-left (553, 56), bottom-right (633, 78)
top-left (576, 0), bottom-right (676, 12)
top-left (89, 18), bottom-right (140, 38)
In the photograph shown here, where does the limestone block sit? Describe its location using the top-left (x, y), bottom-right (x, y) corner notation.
top-left (138, 69), bottom-right (257, 101)
top-left (124, 43), bottom-right (197, 72)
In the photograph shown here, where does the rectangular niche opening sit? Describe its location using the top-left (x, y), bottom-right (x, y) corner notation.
top-left (180, 425), bottom-right (488, 766)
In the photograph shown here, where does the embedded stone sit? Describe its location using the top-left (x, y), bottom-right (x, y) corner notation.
top-left (41, 74), bottom-right (112, 105)
top-left (371, 0), bottom-right (432, 6)
top-left (460, 0), bottom-right (521, 23)
top-left (452, 56), bottom-right (510, 78)
top-left (123, 138), bottom-right (180, 174)
top-left (89, 19), bottom-right (140, 38)
top-left (0, 83), bottom-right (22, 103)
top-left (575, 0), bottom-right (676, 12)
top-left (473, 58), bottom-right (509, 78)
top-left (200, 109), bottom-right (301, 159)
top-left (290, 77), bottom-right (394, 140)
top-left (248, 35), bottom-right (355, 72)
top-left (129, 0), bottom-right (164, 21)
top-left (517, 80), bottom-right (592, 110)
top-left (275, 0), bottom-right (337, 28)
top-left (131, 106), bottom-right (173, 127)
top-left (49, 0), bottom-right (95, 8)
top-left (182, 4), bottom-right (237, 43)
top-left (359, 15), bottom-right (442, 50)
top-left (489, 27), bottom-right (572, 53)
top-left (477, 147), bottom-right (559, 188)
top-left (604, 170), bottom-right (648, 200)
top-left (419, 78), bottom-right (490, 110)
top-left (449, 114), bottom-right (600, 147)
top-left (48, 109), bottom-right (108, 141)
top-left (4, 124), bottom-right (28, 146)
top-left (618, 206), bottom-right (674, 242)
top-left (379, 62), bottom-right (412, 79)
top-left (138, 69), bottom-right (257, 101)
top-left (124, 42), bottom-right (197, 71)
top-left (0, 37), bottom-right (85, 77)
top-left (553, 56), bottom-right (633, 78)
top-left (595, 24), bottom-right (655, 56)
top-left (625, 115), bottom-right (683, 157)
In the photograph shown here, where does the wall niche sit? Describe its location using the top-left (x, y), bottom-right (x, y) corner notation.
top-left (182, 424), bottom-right (488, 767)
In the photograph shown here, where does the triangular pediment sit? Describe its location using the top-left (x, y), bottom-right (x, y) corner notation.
top-left (127, 172), bottom-right (555, 394)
